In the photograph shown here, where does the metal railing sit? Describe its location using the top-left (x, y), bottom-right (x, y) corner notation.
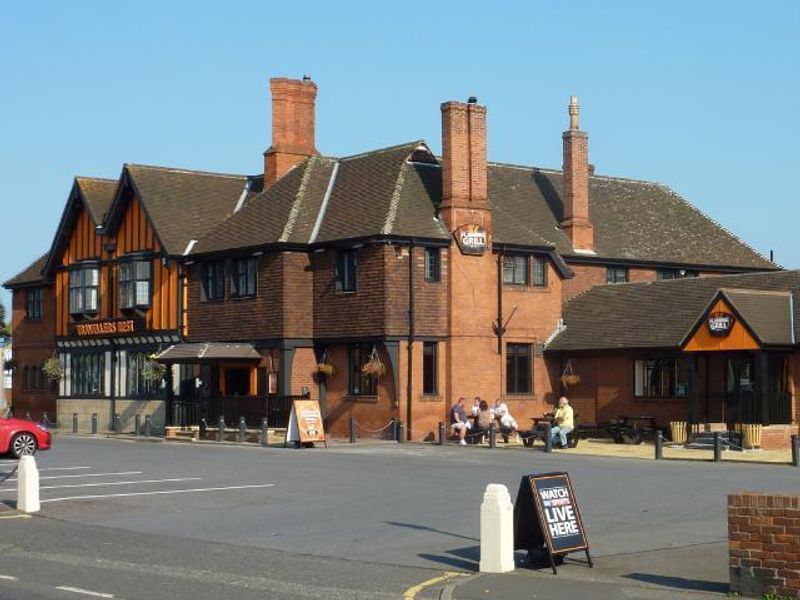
top-left (170, 393), bottom-right (310, 429)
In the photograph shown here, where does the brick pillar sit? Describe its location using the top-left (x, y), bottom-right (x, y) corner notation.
top-left (264, 77), bottom-right (318, 186)
top-left (728, 492), bottom-right (800, 598)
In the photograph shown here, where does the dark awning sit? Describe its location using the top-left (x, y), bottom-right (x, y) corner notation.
top-left (155, 342), bottom-right (261, 363)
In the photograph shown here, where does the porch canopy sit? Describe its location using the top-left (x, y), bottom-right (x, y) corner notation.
top-left (154, 342), bottom-right (261, 363)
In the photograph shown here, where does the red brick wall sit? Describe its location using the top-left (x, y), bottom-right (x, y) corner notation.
top-left (312, 247), bottom-right (387, 339)
top-left (264, 78), bottom-right (317, 185)
top-left (10, 286), bottom-right (57, 419)
top-left (728, 492), bottom-right (800, 598)
top-left (282, 252), bottom-right (313, 339)
top-left (290, 347), bottom-right (318, 399)
top-left (187, 253), bottom-right (284, 342)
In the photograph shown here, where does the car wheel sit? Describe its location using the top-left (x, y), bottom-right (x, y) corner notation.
top-left (11, 433), bottom-right (37, 458)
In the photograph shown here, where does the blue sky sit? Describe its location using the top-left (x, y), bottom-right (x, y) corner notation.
top-left (1, 1), bottom-right (798, 312)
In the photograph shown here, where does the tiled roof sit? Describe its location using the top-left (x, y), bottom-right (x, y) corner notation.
top-left (75, 177), bottom-right (117, 226)
top-left (123, 165), bottom-right (249, 255)
top-left (486, 165), bottom-right (775, 270)
top-left (3, 252), bottom-right (49, 288)
top-left (548, 270), bottom-right (800, 351)
top-left (188, 143), bottom-right (775, 272)
top-left (720, 289), bottom-right (794, 346)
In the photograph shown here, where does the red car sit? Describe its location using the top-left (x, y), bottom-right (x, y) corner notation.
top-left (0, 417), bottom-right (52, 458)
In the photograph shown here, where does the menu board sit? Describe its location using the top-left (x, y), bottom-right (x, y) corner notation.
top-left (285, 399), bottom-right (327, 447)
top-left (514, 472), bottom-right (592, 573)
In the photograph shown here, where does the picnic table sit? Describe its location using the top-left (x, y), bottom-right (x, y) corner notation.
top-left (606, 415), bottom-right (659, 445)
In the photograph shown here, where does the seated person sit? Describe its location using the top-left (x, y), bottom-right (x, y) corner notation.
top-left (472, 400), bottom-right (495, 441)
top-left (551, 396), bottom-right (574, 448)
top-left (470, 396), bottom-right (482, 417)
top-left (450, 397), bottom-right (472, 446)
top-left (492, 398), bottom-right (518, 442)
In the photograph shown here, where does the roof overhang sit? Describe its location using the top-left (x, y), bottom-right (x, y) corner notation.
top-left (155, 342), bottom-right (261, 363)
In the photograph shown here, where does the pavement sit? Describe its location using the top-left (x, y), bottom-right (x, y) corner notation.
top-left (0, 435), bottom-right (797, 599)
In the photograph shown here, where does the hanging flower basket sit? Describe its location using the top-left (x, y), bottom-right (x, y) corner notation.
top-left (361, 347), bottom-right (386, 377)
top-left (42, 356), bottom-right (64, 382)
top-left (560, 360), bottom-right (581, 388)
top-left (317, 363), bottom-right (336, 377)
top-left (142, 353), bottom-right (167, 383)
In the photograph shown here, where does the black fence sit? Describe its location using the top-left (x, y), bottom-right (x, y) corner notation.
top-left (170, 394), bottom-right (309, 429)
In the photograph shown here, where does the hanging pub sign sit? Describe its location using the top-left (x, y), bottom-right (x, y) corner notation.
top-left (707, 311), bottom-right (735, 337)
top-left (71, 318), bottom-right (144, 338)
top-left (285, 399), bottom-right (327, 448)
top-left (513, 472), bottom-right (593, 574)
top-left (454, 224), bottom-right (488, 256)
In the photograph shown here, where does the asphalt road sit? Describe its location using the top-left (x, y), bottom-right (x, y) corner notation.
top-left (0, 435), bottom-right (797, 599)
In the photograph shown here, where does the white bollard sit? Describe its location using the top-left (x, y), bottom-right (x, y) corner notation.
top-left (17, 455), bottom-right (40, 513)
top-left (479, 483), bottom-right (515, 573)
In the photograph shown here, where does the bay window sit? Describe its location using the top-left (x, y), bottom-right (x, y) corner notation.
top-left (119, 259), bottom-right (152, 309)
top-left (69, 264), bottom-right (100, 315)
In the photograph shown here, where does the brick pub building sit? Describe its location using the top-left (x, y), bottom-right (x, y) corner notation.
top-left (7, 75), bottom-right (797, 446)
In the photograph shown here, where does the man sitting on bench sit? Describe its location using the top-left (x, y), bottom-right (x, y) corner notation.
top-left (450, 397), bottom-right (472, 446)
top-left (551, 396), bottom-right (574, 449)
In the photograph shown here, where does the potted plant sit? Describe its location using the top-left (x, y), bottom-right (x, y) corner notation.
top-left (316, 351), bottom-right (336, 377)
top-left (42, 356), bottom-right (64, 383)
top-left (141, 353), bottom-right (167, 383)
top-left (560, 360), bottom-right (581, 388)
top-left (741, 423), bottom-right (762, 449)
top-left (361, 346), bottom-right (386, 377)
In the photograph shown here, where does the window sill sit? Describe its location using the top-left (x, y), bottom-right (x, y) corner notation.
top-left (345, 395), bottom-right (379, 403)
top-left (633, 396), bottom-right (689, 402)
top-left (335, 290), bottom-right (357, 296)
top-left (504, 394), bottom-right (536, 401)
top-left (420, 394), bottom-right (443, 402)
top-left (200, 298), bottom-right (226, 304)
top-left (230, 295), bottom-right (257, 301)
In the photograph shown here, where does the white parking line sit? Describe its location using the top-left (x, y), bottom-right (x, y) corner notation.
top-left (0, 574), bottom-right (18, 581)
top-left (6, 471), bottom-right (143, 482)
top-left (0, 477), bottom-right (203, 493)
top-left (42, 483), bottom-right (276, 503)
top-left (55, 586), bottom-right (115, 598)
top-left (40, 467), bottom-right (92, 472)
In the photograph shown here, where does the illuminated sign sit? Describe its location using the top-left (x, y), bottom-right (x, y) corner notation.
top-left (454, 224), bottom-right (488, 256)
top-left (707, 312), bottom-right (735, 337)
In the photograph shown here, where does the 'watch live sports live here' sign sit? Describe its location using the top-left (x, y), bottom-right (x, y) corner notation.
top-left (514, 472), bottom-right (593, 573)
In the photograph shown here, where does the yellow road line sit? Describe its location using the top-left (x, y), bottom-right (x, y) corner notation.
top-left (0, 514), bottom-right (31, 520)
top-left (403, 571), bottom-right (466, 599)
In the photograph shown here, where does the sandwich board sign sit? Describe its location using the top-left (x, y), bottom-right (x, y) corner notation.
top-left (513, 472), bottom-right (592, 573)
top-left (285, 399), bottom-right (327, 448)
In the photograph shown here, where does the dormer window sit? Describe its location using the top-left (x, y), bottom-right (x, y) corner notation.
top-left (119, 258), bottom-right (152, 309)
top-left (68, 263), bottom-right (99, 315)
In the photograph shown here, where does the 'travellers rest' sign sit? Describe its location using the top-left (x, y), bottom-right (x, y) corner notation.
top-left (707, 311), bottom-right (735, 336)
top-left (454, 224), bottom-right (488, 255)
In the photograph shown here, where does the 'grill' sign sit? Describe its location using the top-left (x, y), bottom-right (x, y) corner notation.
top-left (708, 311), bottom-right (735, 336)
top-left (454, 224), bottom-right (488, 255)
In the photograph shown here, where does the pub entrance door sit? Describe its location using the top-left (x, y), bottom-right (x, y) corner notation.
top-left (724, 353), bottom-right (757, 428)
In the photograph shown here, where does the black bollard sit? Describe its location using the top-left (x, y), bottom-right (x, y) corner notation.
top-left (218, 416), bottom-right (225, 442)
top-left (238, 416), bottom-right (247, 443)
top-left (72, 413), bottom-right (78, 434)
top-left (199, 418), bottom-right (208, 441)
top-left (135, 414), bottom-right (142, 436)
top-left (144, 415), bottom-right (152, 437)
top-left (655, 430), bottom-right (664, 460)
top-left (713, 432), bottom-right (722, 462)
top-left (489, 424), bottom-right (497, 449)
top-left (91, 413), bottom-right (98, 435)
top-left (791, 434), bottom-right (799, 468)
top-left (260, 417), bottom-right (269, 447)
top-left (438, 421), bottom-right (445, 446)
top-left (113, 413), bottom-right (121, 434)
top-left (396, 421), bottom-right (405, 443)
top-left (349, 416), bottom-right (356, 443)
top-left (41, 412), bottom-right (49, 428)
top-left (544, 423), bottom-right (553, 453)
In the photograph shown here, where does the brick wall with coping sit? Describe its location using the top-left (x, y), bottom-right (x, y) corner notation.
top-left (728, 491), bottom-right (800, 598)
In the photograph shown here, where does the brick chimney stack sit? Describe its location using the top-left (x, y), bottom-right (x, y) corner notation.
top-left (264, 76), bottom-right (318, 186)
top-left (560, 95), bottom-right (594, 251)
top-left (439, 98), bottom-right (490, 232)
